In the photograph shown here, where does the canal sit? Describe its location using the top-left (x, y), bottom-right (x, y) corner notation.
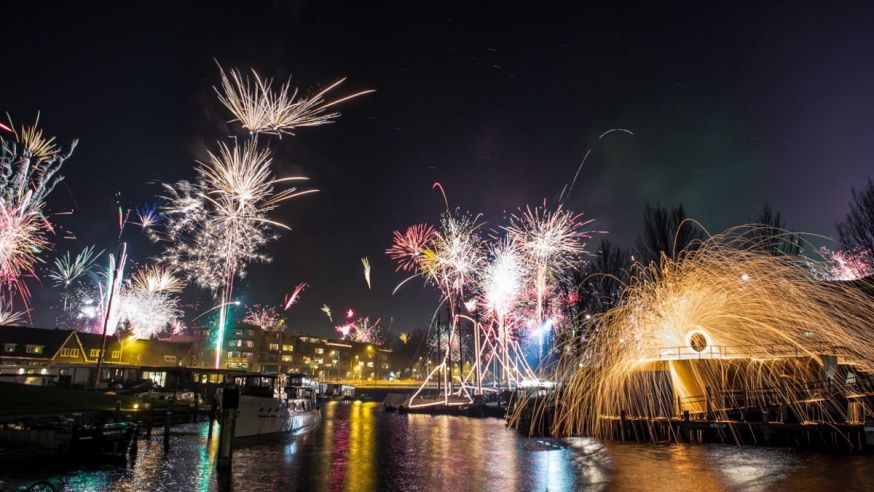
top-left (3, 401), bottom-right (872, 491)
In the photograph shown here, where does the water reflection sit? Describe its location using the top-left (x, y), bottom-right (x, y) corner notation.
top-left (4, 401), bottom-right (873, 491)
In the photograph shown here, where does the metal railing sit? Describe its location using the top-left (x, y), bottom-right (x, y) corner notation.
top-left (656, 342), bottom-right (851, 361)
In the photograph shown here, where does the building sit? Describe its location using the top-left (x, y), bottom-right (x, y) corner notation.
top-left (0, 326), bottom-right (195, 387)
top-left (221, 324), bottom-right (393, 380)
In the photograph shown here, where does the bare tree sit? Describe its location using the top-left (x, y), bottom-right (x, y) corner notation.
top-left (636, 203), bottom-right (704, 266)
top-left (837, 177), bottom-right (874, 253)
top-left (575, 240), bottom-right (633, 315)
top-left (745, 203), bottom-right (801, 255)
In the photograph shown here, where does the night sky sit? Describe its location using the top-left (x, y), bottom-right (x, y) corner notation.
top-left (3, 2), bottom-right (873, 336)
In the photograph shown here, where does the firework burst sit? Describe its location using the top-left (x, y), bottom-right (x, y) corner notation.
top-left (49, 246), bottom-right (102, 288)
top-left (0, 114), bottom-right (76, 303)
top-left (152, 140), bottom-right (315, 290)
top-left (215, 65), bottom-right (373, 137)
top-left (386, 223), bottom-right (438, 272)
top-left (243, 304), bottom-right (281, 331)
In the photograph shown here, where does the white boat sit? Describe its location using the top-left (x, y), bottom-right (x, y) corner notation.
top-left (219, 373), bottom-right (320, 439)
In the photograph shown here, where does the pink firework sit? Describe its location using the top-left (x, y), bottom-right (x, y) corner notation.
top-left (386, 223), bottom-right (438, 272)
top-left (283, 282), bottom-right (308, 310)
top-left (243, 304), bottom-right (281, 330)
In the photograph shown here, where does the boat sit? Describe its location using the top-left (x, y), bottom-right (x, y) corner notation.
top-left (218, 373), bottom-right (320, 440)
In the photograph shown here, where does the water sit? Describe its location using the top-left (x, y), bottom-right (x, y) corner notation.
top-left (2, 401), bottom-right (872, 491)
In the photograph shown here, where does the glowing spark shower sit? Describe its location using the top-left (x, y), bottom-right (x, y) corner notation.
top-left (519, 228), bottom-right (874, 439)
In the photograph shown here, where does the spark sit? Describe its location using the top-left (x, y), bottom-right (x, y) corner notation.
top-left (361, 257), bottom-right (372, 289)
top-left (321, 304), bottom-right (333, 322)
top-left (283, 282), bottom-right (308, 310)
top-left (346, 308), bottom-right (354, 319)
top-left (215, 64), bottom-right (374, 137)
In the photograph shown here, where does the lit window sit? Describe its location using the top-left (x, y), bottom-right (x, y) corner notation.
top-left (268, 343), bottom-right (279, 351)
top-left (111, 350), bottom-right (121, 359)
top-left (4, 343), bottom-right (16, 352)
top-left (244, 340), bottom-right (254, 348)
top-left (70, 349), bottom-right (79, 357)
top-left (59, 348), bottom-right (71, 357)
top-left (282, 344), bottom-right (294, 352)
top-left (163, 355), bottom-right (177, 363)
top-left (315, 348), bottom-right (324, 354)
top-left (281, 355), bottom-right (293, 362)
top-left (26, 345), bottom-right (44, 354)
top-left (89, 349), bottom-right (103, 358)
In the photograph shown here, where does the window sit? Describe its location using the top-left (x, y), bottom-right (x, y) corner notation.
top-left (281, 355), bottom-right (293, 362)
top-left (282, 344), bottom-right (294, 352)
top-left (243, 340), bottom-right (254, 348)
top-left (60, 347), bottom-right (80, 358)
top-left (111, 350), bottom-right (121, 359)
top-left (303, 356), bottom-right (311, 364)
top-left (90, 349), bottom-right (105, 358)
top-left (25, 345), bottom-right (44, 354)
top-left (268, 343), bottom-right (279, 351)
top-left (242, 352), bottom-right (254, 359)
top-left (163, 355), bottom-right (177, 363)
top-left (315, 348), bottom-right (324, 355)
top-left (316, 358), bottom-right (323, 364)
top-left (235, 330), bottom-right (243, 336)
top-left (4, 343), bottom-right (16, 352)
top-left (367, 361), bottom-right (374, 368)
top-left (229, 340), bottom-right (238, 348)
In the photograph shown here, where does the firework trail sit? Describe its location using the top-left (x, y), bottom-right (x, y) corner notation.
top-left (361, 257), bottom-right (372, 289)
top-left (0, 113), bottom-right (76, 306)
top-left (243, 304), bottom-right (281, 331)
top-left (321, 304), bottom-right (333, 322)
top-left (283, 282), bottom-right (308, 310)
top-left (215, 64), bottom-right (374, 137)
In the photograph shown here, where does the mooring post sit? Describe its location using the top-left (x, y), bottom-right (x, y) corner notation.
top-left (207, 396), bottom-right (217, 440)
top-left (164, 397), bottom-right (174, 452)
top-left (217, 386), bottom-right (239, 470)
top-left (145, 400), bottom-right (153, 435)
